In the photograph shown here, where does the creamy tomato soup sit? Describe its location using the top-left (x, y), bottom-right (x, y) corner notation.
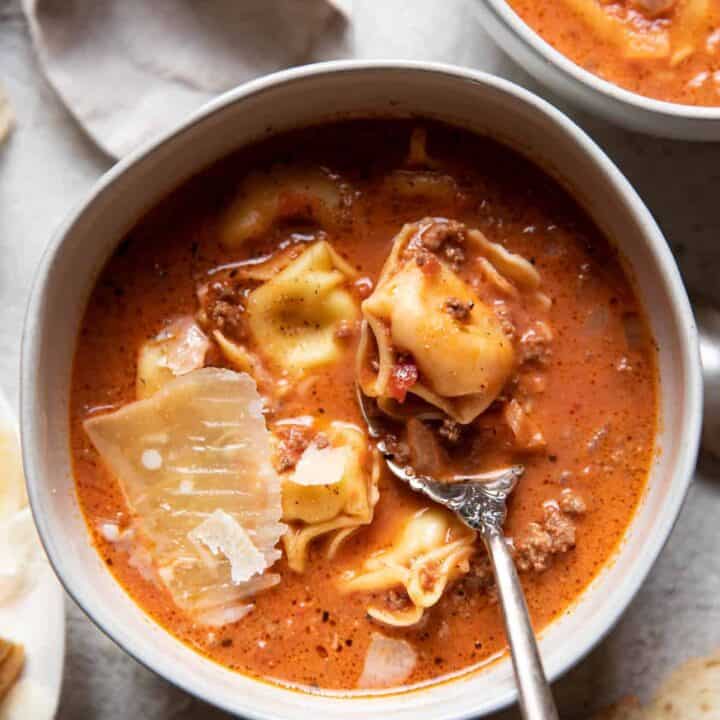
top-left (71, 120), bottom-right (657, 692)
top-left (506, 0), bottom-right (720, 105)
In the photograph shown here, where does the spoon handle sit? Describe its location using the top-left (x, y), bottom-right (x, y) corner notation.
top-left (482, 526), bottom-right (559, 720)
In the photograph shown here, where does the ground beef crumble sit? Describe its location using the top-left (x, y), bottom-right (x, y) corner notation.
top-left (385, 588), bottom-right (412, 611)
top-left (406, 219), bottom-right (468, 272)
top-left (493, 301), bottom-right (516, 339)
top-left (419, 219), bottom-right (466, 251)
top-left (452, 552), bottom-right (498, 604)
top-left (468, 553), bottom-right (494, 589)
top-left (437, 417), bottom-right (463, 444)
top-left (275, 426), bottom-right (311, 473)
top-left (514, 501), bottom-right (581, 573)
top-left (443, 297), bottom-right (474, 321)
top-left (382, 435), bottom-right (411, 465)
top-left (559, 488), bottom-right (587, 515)
top-left (519, 321), bottom-right (553, 366)
top-left (196, 278), bottom-right (249, 339)
top-left (443, 243), bottom-right (466, 271)
top-left (431, 491), bottom-right (587, 606)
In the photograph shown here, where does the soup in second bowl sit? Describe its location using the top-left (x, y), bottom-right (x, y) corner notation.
top-left (506, 0), bottom-right (720, 106)
top-left (70, 119), bottom-right (657, 692)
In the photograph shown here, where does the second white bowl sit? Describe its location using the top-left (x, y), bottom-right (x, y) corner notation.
top-left (474, 0), bottom-right (720, 140)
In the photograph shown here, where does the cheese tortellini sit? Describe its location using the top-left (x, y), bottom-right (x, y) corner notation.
top-left (281, 422), bottom-right (380, 573)
top-left (558, 0), bottom-right (714, 65)
top-left (339, 508), bottom-right (475, 626)
top-left (136, 317), bottom-right (209, 399)
top-left (221, 166), bottom-right (349, 248)
top-left (358, 219), bottom-right (542, 423)
top-left (247, 240), bottom-right (360, 376)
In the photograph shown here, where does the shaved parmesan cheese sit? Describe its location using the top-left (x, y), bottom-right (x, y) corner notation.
top-left (189, 510), bottom-right (265, 584)
top-left (156, 317), bottom-right (210, 376)
top-left (291, 444), bottom-right (348, 487)
top-left (84, 368), bottom-right (286, 625)
top-left (357, 633), bottom-right (417, 690)
top-left (136, 317), bottom-right (209, 399)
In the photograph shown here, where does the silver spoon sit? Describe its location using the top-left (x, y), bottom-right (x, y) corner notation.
top-left (357, 386), bottom-right (559, 720)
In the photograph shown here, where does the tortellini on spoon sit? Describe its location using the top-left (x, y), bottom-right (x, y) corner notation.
top-left (358, 218), bottom-right (541, 424)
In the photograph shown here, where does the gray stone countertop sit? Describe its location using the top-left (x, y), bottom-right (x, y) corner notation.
top-left (1, 0), bottom-right (718, 717)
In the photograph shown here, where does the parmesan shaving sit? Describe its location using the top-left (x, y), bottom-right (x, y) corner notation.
top-left (189, 509), bottom-right (266, 584)
top-left (84, 368), bottom-right (286, 625)
top-left (357, 633), bottom-right (417, 689)
top-left (290, 444), bottom-right (348, 487)
top-left (156, 317), bottom-right (210, 376)
top-left (136, 316), bottom-right (209, 399)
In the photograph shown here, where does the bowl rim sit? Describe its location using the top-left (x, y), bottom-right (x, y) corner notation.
top-left (20, 59), bottom-right (703, 719)
top-left (481, 0), bottom-right (720, 121)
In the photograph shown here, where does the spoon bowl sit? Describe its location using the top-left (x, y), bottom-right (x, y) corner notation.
top-left (356, 383), bottom-right (525, 530)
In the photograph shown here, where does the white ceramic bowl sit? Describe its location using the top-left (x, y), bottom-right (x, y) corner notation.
top-left (474, 0), bottom-right (720, 140)
top-left (21, 61), bottom-right (702, 719)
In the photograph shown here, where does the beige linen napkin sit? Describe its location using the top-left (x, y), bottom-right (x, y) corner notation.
top-left (22, 0), bottom-right (348, 157)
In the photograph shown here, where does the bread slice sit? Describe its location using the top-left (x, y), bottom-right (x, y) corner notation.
top-left (0, 638), bottom-right (24, 702)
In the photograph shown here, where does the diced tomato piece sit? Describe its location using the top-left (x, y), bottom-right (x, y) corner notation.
top-left (354, 277), bottom-right (374, 299)
top-left (388, 363), bottom-right (419, 403)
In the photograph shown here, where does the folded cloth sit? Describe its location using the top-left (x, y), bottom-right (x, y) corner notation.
top-left (22, 0), bottom-right (348, 158)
